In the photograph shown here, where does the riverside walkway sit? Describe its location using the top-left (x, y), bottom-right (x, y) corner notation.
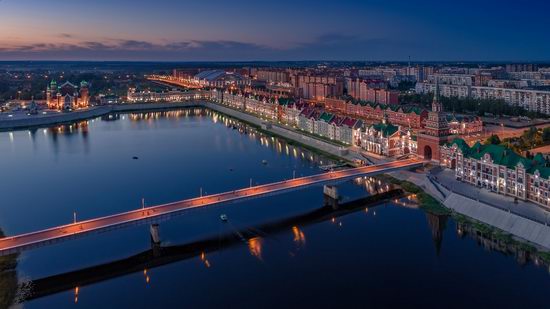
top-left (0, 159), bottom-right (423, 256)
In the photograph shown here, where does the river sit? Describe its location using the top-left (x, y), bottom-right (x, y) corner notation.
top-left (0, 108), bottom-right (549, 308)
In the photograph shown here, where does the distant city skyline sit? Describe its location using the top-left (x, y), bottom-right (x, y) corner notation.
top-left (0, 0), bottom-right (549, 61)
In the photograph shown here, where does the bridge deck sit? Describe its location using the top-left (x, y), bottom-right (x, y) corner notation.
top-left (0, 159), bottom-right (422, 255)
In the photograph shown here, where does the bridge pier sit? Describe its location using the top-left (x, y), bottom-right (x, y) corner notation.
top-left (323, 185), bottom-right (339, 200)
top-left (323, 185), bottom-right (340, 209)
top-left (150, 224), bottom-right (161, 245)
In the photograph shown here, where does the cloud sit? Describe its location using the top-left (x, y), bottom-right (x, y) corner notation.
top-left (0, 33), bottom-right (524, 61)
top-left (0, 38), bottom-right (275, 60)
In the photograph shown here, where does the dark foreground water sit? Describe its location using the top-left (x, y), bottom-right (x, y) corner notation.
top-left (0, 108), bottom-right (549, 308)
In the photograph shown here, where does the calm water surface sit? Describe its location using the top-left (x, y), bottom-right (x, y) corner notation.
top-left (0, 108), bottom-right (549, 308)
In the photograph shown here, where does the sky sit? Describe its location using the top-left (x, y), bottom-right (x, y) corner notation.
top-left (0, 0), bottom-right (549, 61)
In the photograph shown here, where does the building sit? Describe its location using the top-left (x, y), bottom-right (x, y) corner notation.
top-left (334, 117), bottom-right (362, 145)
top-left (447, 114), bottom-right (483, 135)
top-left (46, 80), bottom-right (89, 110)
top-left (298, 107), bottom-right (320, 134)
top-left (323, 97), bottom-right (428, 130)
top-left (416, 81), bottom-right (550, 115)
top-left (215, 90), bottom-right (301, 124)
top-left (315, 112), bottom-right (334, 137)
top-left (255, 69), bottom-right (290, 83)
top-left (127, 88), bottom-right (208, 102)
top-left (360, 116), bottom-right (417, 157)
top-left (417, 82), bottom-right (451, 161)
top-left (294, 75), bottom-right (344, 100)
top-left (99, 94), bottom-right (121, 105)
top-left (193, 70), bottom-right (249, 87)
top-left (344, 78), bottom-right (398, 104)
top-left (440, 138), bottom-right (550, 208)
top-left (295, 107), bottom-right (361, 145)
top-left (506, 64), bottom-right (539, 73)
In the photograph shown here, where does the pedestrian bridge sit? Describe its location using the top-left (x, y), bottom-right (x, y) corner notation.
top-left (0, 159), bottom-right (423, 256)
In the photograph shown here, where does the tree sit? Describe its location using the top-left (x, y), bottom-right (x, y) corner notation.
top-left (542, 127), bottom-right (550, 143)
top-left (485, 134), bottom-right (501, 145)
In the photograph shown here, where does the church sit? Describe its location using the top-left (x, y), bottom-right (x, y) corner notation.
top-left (46, 80), bottom-right (90, 110)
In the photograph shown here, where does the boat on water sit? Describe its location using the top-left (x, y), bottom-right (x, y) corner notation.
top-left (220, 214), bottom-right (228, 222)
top-left (261, 160), bottom-right (268, 165)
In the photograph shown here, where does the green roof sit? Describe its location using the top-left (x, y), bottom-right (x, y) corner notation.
top-left (371, 122), bottom-right (399, 137)
top-left (278, 98), bottom-right (294, 106)
top-left (319, 112), bottom-right (334, 123)
top-left (448, 138), bottom-right (550, 177)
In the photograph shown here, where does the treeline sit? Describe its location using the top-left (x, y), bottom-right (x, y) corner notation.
top-left (399, 93), bottom-right (544, 118)
top-left (0, 72), bottom-right (144, 101)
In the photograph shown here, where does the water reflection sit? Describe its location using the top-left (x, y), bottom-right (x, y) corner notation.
top-left (426, 213), bottom-right (448, 255)
top-left (102, 108), bottom-right (334, 167)
top-left (0, 229), bottom-right (19, 309)
top-left (200, 252), bottom-right (211, 268)
top-left (6, 107), bottom-right (334, 167)
top-left (248, 237), bottom-right (263, 260)
top-left (292, 226), bottom-right (306, 247)
top-left (4, 187), bottom-right (550, 306)
top-left (9, 194), bottom-right (394, 304)
top-left (456, 221), bottom-right (550, 270)
top-left (351, 177), bottom-right (393, 195)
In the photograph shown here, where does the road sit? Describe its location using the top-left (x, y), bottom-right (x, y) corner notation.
top-left (147, 76), bottom-right (203, 89)
top-left (0, 158), bottom-right (423, 256)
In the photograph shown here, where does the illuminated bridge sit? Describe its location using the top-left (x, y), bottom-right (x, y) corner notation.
top-left (0, 159), bottom-right (423, 256)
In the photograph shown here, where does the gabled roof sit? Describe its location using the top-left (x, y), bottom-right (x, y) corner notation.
top-left (278, 98), bottom-right (294, 106)
top-left (330, 115), bottom-right (344, 125)
top-left (448, 138), bottom-right (550, 175)
top-left (370, 122), bottom-right (399, 137)
top-left (318, 112), bottom-right (334, 123)
top-left (342, 117), bottom-right (359, 128)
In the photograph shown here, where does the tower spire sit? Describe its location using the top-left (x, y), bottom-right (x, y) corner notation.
top-left (432, 77), bottom-right (442, 112)
top-left (433, 77), bottom-right (439, 102)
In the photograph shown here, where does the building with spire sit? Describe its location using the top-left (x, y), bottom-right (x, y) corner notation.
top-left (46, 80), bottom-right (90, 110)
top-left (417, 80), bottom-right (451, 161)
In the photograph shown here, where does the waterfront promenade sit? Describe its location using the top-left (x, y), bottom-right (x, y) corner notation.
top-left (0, 159), bottom-right (423, 256)
top-left (202, 102), bottom-right (365, 162)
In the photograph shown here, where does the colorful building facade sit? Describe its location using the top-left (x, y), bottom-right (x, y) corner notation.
top-left (46, 80), bottom-right (89, 110)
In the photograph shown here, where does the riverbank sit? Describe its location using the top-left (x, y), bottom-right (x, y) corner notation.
top-left (382, 168), bottom-right (550, 252)
top-left (0, 102), bottom-right (201, 131)
top-left (202, 102), bottom-right (364, 163)
top-left (0, 100), bottom-right (369, 166)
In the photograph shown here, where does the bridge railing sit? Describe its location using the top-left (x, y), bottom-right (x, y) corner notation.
top-left (0, 159), bottom-right (423, 253)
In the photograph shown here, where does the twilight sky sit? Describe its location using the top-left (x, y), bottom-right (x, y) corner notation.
top-left (0, 0), bottom-right (549, 61)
